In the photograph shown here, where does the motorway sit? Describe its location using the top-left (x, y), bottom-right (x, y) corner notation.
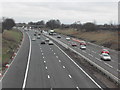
top-left (50, 33), bottom-right (119, 82)
top-left (1, 29), bottom-right (105, 89)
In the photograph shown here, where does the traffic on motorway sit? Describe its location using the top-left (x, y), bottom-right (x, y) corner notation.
top-left (1, 28), bottom-right (119, 89)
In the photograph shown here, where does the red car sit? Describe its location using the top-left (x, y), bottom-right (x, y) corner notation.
top-left (80, 41), bottom-right (86, 46)
top-left (101, 49), bottom-right (109, 54)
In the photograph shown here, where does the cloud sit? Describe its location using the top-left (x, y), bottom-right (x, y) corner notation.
top-left (1, 1), bottom-right (118, 24)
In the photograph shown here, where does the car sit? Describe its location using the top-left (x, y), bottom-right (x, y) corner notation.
top-left (66, 37), bottom-right (70, 41)
top-left (45, 38), bottom-right (49, 42)
top-left (80, 45), bottom-right (86, 50)
top-left (49, 41), bottom-right (54, 45)
top-left (71, 42), bottom-right (77, 47)
top-left (38, 33), bottom-right (41, 35)
top-left (34, 33), bottom-right (37, 36)
top-left (57, 35), bottom-right (61, 38)
top-left (80, 41), bottom-right (86, 46)
top-left (41, 40), bottom-right (45, 44)
top-left (100, 53), bottom-right (111, 61)
top-left (37, 36), bottom-right (40, 39)
top-left (101, 49), bottom-right (109, 54)
top-left (32, 37), bottom-right (36, 41)
top-left (53, 33), bottom-right (57, 35)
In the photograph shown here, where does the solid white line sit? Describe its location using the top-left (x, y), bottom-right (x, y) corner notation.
top-left (68, 75), bottom-right (72, 78)
top-left (22, 32), bottom-right (32, 89)
top-left (0, 31), bottom-right (25, 82)
top-left (54, 43), bottom-right (102, 89)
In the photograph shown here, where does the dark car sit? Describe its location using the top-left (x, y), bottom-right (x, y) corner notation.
top-left (34, 33), bottom-right (37, 36)
top-left (41, 40), bottom-right (46, 44)
top-left (57, 35), bottom-right (61, 38)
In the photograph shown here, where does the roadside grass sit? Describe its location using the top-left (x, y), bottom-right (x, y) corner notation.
top-left (0, 33), bottom-right (2, 71)
top-left (54, 28), bottom-right (119, 50)
top-left (2, 29), bottom-right (23, 69)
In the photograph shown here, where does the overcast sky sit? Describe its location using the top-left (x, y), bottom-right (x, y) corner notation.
top-left (0, 0), bottom-right (119, 24)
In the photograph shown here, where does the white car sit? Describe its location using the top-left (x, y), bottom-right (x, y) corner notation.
top-left (32, 37), bottom-right (36, 41)
top-left (80, 45), bottom-right (86, 50)
top-left (45, 38), bottom-right (49, 42)
top-left (100, 53), bottom-right (111, 61)
top-left (37, 36), bottom-right (40, 39)
top-left (49, 41), bottom-right (54, 45)
top-left (66, 37), bottom-right (70, 41)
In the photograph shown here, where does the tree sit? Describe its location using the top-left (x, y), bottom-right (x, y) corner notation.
top-left (2, 18), bottom-right (16, 32)
top-left (82, 22), bottom-right (97, 32)
top-left (46, 19), bottom-right (61, 29)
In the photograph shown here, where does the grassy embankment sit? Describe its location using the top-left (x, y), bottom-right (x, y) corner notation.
top-left (54, 28), bottom-right (119, 51)
top-left (2, 29), bottom-right (23, 70)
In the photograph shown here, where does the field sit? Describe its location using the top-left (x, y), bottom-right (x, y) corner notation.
top-left (55, 28), bottom-right (119, 51)
top-left (2, 29), bottom-right (23, 69)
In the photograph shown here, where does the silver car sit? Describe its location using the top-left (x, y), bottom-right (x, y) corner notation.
top-left (32, 37), bottom-right (36, 41)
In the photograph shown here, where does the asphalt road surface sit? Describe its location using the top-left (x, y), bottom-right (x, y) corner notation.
top-left (1, 29), bottom-right (108, 89)
top-left (51, 33), bottom-right (119, 83)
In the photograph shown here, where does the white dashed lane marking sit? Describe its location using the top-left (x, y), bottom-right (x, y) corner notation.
top-left (95, 57), bottom-right (102, 62)
top-left (45, 66), bottom-right (48, 70)
top-left (56, 56), bottom-right (58, 58)
top-left (88, 54), bottom-right (93, 57)
top-left (76, 86), bottom-right (79, 90)
top-left (63, 66), bottom-right (65, 69)
top-left (44, 61), bottom-right (46, 63)
top-left (68, 75), bottom-right (72, 78)
top-left (48, 75), bottom-right (50, 79)
top-left (104, 62), bottom-right (113, 68)
top-left (82, 51), bottom-right (86, 53)
top-left (54, 53), bottom-right (56, 55)
top-left (92, 51), bottom-right (96, 53)
top-left (59, 60), bottom-right (61, 62)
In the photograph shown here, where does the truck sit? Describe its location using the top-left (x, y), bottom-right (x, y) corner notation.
top-left (48, 30), bottom-right (55, 35)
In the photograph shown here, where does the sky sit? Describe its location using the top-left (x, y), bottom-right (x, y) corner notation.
top-left (0, 0), bottom-right (119, 24)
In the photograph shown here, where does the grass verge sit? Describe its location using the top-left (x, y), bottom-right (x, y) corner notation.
top-left (2, 29), bottom-right (23, 70)
top-left (54, 28), bottom-right (119, 51)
